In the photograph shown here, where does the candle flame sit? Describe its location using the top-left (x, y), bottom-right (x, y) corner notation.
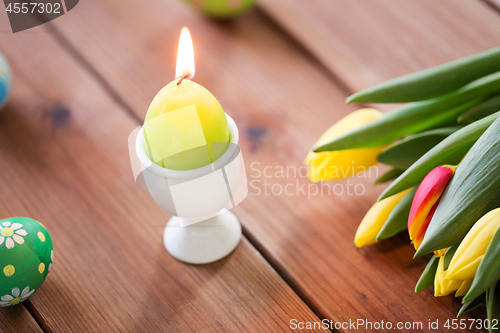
top-left (175, 27), bottom-right (195, 80)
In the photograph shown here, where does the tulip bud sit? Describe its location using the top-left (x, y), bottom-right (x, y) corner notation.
top-left (463, 226), bottom-right (500, 304)
top-left (354, 189), bottom-right (411, 247)
top-left (446, 208), bottom-right (500, 281)
top-left (408, 165), bottom-right (456, 250)
top-left (434, 256), bottom-right (462, 297)
top-left (305, 109), bottom-right (386, 182)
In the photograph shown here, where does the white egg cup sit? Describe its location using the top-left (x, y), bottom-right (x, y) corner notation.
top-left (135, 114), bottom-right (242, 264)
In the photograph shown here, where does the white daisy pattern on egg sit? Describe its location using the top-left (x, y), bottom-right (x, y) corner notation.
top-left (0, 221), bottom-right (28, 249)
top-left (0, 287), bottom-right (35, 307)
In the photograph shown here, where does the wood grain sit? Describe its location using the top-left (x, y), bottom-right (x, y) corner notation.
top-left (0, 15), bottom-right (324, 333)
top-left (0, 305), bottom-right (42, 333)
top-left (42, 0), bottom-right (495, 331)
top-left (259, 0), bottom-right (500, 98)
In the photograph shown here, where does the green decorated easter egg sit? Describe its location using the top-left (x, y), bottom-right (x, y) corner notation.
top-left (0, 217), bottom-right (53, 307)
top-left (183, 0), bottom-right (256, 18)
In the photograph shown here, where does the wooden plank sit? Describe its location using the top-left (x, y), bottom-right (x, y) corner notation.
top-left (45, 0), bottom-right (490, 331)
top-left (0, 19), bottom-right (324, 333)
top-left (0, 305), bottom-right (42, 333)
top-left (259, 0), bottom-right (500, 95)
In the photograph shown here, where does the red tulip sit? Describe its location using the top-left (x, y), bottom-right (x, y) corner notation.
top-left (408, 165), bottom-right (456, 250)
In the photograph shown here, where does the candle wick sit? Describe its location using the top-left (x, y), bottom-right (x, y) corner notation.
top-left (177, 74), bottom-right (190, 86)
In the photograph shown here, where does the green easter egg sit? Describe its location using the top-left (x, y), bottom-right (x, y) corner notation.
top-left (0, 217), bottom-right (53, 307)
top-left (184, 0), bottom-right (256, 18)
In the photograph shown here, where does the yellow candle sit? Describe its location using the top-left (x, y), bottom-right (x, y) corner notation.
top-left (143, 27), bottom-right (230, 170)
top-left (144, 79), bottom-right (229, 170)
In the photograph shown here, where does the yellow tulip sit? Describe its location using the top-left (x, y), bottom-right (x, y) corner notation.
top-left (305, 108), bottom-right (386, 182)
top-left (434, 256), bottom-right (463, 297)
top-left (455, 279), bottom-right (473, 297)
top-left (354, 189), bottom-right (411, 247)
top-left (434, 255), bottom-right (472, 297)
top-left (446, 208), bottom-right (500, 281)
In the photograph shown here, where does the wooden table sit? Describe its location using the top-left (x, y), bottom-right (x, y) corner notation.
top-left (0, 0), bottom-right (498, 332)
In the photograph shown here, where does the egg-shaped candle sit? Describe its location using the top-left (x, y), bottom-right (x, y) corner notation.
top-left (144, 28), bottom-right (229, 170)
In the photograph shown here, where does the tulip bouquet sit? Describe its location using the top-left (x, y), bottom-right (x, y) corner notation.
top-left (306, 46), bottom-right (500, 329)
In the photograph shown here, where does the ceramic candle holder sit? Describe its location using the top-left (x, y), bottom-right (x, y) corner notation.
top-left (133, 114), bottom-right (246, 264)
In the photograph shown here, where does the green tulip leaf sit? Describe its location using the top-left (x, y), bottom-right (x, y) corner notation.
top-left (377, 127), bottom-right (460, 169)
top-left (379, 111), bottom-right (500, 201)
top-left (315, 71), bottom-right (500, 152)
top-left (415, 255), bottom-right (439, 293)
top-left (443, 246), bottom-right (458, 271)
top-left (457, 293), bottom-right (486, 318)
top-left (374, 168), bottom-right (404, 185)
top-left (415, 116), bottom-right (500, 257)
top-left (377, 187), bottom-right (416, 241)
top-left (487, 282), bottom-right (500, 331)
top-left (316, 99), bottom-right (479, 152)
top-left (459, 94), bottom-right (500, 124)
top-left (346, 46), bottom-right (500, 104)
top-left (464, 226), bottom-right (500, 303)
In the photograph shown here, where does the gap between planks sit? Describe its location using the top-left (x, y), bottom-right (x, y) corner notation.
top-left (23, 300), bottom-right (56, 333)
top-left (254, 6), bottom-right (355, 100)
top-left (43, 23), bottom-right (140, 124)
top-left (15, 13), bottom-right (356, 333)
top-left (241, 223), bottom-right (333, 329)
top-left (482, 0), bottom-right (500, 14)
